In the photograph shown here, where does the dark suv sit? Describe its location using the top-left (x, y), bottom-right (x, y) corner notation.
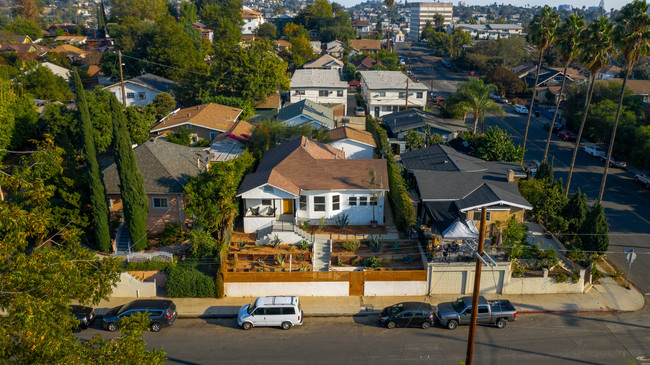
top-left (70, 305), bottom-right (96, 331)
top-left (379, 302), bottom-right (436, 329)
top-left (103, 299), bottom-right (177, 332)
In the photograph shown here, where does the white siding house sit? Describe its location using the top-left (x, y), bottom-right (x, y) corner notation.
top-left (328, 126), bottom-right (376, 159)
top-left (106, 74), bottom-right (176, 107)
top-left (290, 69), bottom-right (348, 113)
top-left (359, 71), bottom-right (429, 117)
top-left (242, 8), bottom-right (264, 35)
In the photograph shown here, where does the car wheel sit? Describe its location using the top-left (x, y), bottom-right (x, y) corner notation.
top-left (281, 321), bottom-right (292, 330)
top-left (496, 318), bottom-right (507, 329)
top-left (421, 321), bottom-right (431, 329)
top-left (150, 322), bottom-right (162, 332)
top-left (106, 323), bottom-right (118, 332)
top-left (386, 321), bottom-right (396, 329)
top-left (242, 322), bottom-right (253, 330)
top-left (447, 320), bottom-right (458, 330)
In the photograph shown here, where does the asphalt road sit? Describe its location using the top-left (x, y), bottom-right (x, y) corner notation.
top-left (77, 313), bottom-right (650, 364)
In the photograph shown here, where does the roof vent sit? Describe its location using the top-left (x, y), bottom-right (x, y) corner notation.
top-left (187, 113), bottom-right (191, 117)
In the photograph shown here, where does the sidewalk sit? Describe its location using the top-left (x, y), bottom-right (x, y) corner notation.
top-left (95, 278), bottom-right (645, 319)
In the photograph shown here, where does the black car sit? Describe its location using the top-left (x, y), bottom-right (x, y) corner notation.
top-left (102, 299), bottom-right (177, 332)
top-left (379, 302), bottom-right (436, 329)
top-left (70, 305), bottom-right (96, 331)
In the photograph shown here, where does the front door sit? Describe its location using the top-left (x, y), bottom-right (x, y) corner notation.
top-left (374, 106), bottom-right (380, 118)
top-left (282, 199), bottom-right (293, 214)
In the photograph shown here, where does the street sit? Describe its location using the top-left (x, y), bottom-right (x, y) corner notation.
top-left (77, 313), bottom-right (650, 364)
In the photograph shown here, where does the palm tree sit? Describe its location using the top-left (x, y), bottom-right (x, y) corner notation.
top-left (543, 14), bottom-right (586, 161)
top-left (597, 1), bottom-right (650, 203)
top-left (456, 79), bottom-right (504, 134)
top-left (384, 0), bottom-right (395, 49)
top-left (521, 6), bottom-right (559, 162)
top-left (565, 17), bottom-right (616, 196)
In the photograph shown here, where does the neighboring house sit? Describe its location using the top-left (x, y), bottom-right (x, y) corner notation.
top-left (50, 44), bottom-right (88, 60)
top-left (106, 73), bottom-right (176, 107)
top-left (359, 71), bottom-right (429, 117)
top-left (53, 35), bottom-right (88, 45)
top-left (447, 23), bottom-right (523, 40)
top-left (400, 145), bottom-right (531, 237)
top-left (382, 109), bottom-right (463, 152)
top-left (348, 39), bottom-right (381, 55)
top-left (351, 19), bottom-right (371, 38)
top-left (277, 99), bottom-right (336, 129)
top-left (269, 14), bottom-right (293, 34)
top-left (86, 65), bottom-right (112, 86)
top-left (327, 126), bottom-right (376, 159)
top-left (325, 40), bottom-right (345, 58)
top-left (598, 65), bottom-right (623, 80)
top-left (210, 120), bottom-right (255, 162)
top-left (303, 54), bottom-right (344, 70)
top-left (151, 103), bottom-right (243, 144)
top-left (252, 93), bottom-right (282, 122)
top-left (354, 55), bottom-right (382, 70)
top-left (0, 43), bottom-right (49, 60)
top-left (290, 69), bottom-right (348, 112)
top-left (10, 34), bottom-right (32, 43)
top-left (103, 139), bottom-right (210, 233)
top-left (192, 23), bottom-right (214, 42)
top-left (606, 78), bottom-right (650, 104)
top-left (40, 62), bottom-right (70, 80)
top-left (310, 41), bottom-right (322, 54)
top-left (272, 39), bottom-right (291, 52)
top-left (237, 136), bottom-right (389, 233)
top-left (242, 7), bottom-right (264, 35)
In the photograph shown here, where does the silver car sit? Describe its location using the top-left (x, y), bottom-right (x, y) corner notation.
top-left (237, 296), bottom-right (303, 330)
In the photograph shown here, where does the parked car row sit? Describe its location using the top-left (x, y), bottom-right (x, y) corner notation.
top-left (582, 145), bottom-right (627, 169)
top-left (70, 299), bottom-right (178, 333)
top-left (514, 105), bottom-right (528, 114)
top-left (489, 93), bottom-right (508, 104)
top-left (635, 173), bottom-right (650, 189)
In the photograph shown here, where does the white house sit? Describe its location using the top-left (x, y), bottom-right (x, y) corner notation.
top-left (242, 7), bottom-right (264, 35)
top-left (327, 126), bottom-right (376, 159)
top-left (106, 73), bottom-right (176, 107)
top-left (359, 71), bottom-right (429, 117)
top-left (237, 136), bottom-right (388, 233)
top-left (276, 99), bottom-right (336, 129)
top-left (447, 24), bottom-right (523, 40)
top-left (290, 69), bottom-right (348, 113)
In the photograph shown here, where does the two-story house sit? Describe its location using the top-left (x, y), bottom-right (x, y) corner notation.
top-left (106, 73), bottom-right (177, 107)
top-left (359, 71), bottom-right (429, 117)
top-left (242, 7), bottom-right (264, 35)
top-left (290, 69), bottom-right (348, 113)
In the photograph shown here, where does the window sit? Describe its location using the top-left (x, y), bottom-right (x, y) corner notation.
top-left (473, 211), bottom-right (491, 221)
top-left (319, 90), bottom-right (329, 97)
top-left (370, 195), bottom-right (378, 205)
top-left (359, 196), bottom-right (368, 206)
top-left (486, 212), bottom-right (491, 221)
top-left (296, 90), bottom-right (305, 95)
top-left (138, 92), bottom-right (146, 100)
top-left (108, 198), bottom-right (113, 209)
top-left (281, 307), bottom-right (296, 315)
top-left (209, 132), bottom-right (219, 141)
top-left (263, 186), bottom-right (274, 193)
top-left (126, 92), bottom-right (135, 99)
top-left (265, 307), bottom-right (282, 315)
top-left (399, 92), bottom-right (406, 98)
top-left (348, 197), bottom-right (357, 206)
top-left (332, 195), bottom-right (340, 210)
top-left (337, 90), bottom-right (344, 97)
top-left (478, 306), bottom-right (489, 314)
top-left (300, 196), bottom-right (307, 210)
top-left (262, 199), bottom-right (272, 206)
top-left (382, 106), bottom-right (393, 111)
top-left (314, 196), bottom-right (326, 211)
top-left (152, 197), bottom-right (169, 209)
top-left (416, 92), bottom-right (423, 99)
top-left (378, 91), bottom-right (386, 97)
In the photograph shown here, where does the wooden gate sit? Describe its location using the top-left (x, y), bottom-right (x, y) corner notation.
top-left (349, 271), bottom-right (364, 296)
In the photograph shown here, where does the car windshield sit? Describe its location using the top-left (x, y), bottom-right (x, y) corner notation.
top-left (452, 298), bottom-right (466, 312)
top-left (247, 301), bottom-right (257, 315)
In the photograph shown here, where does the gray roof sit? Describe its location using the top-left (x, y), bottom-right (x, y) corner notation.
top-left (382, 109), bottom-right (462, 136)
top-left (360, 71), bottom-right (429, 91)
top-left (277, 99), bottom-right (335, 129)
top-left (487, 24), bottom-right (523, 30)
top-left (102, 140), bottom-right (210, 194)
top-left (291, 69), bottom-right (347, 88)
top-left (401, 145), bottom-right (486, 172)
top-left (302, 55), bottom-right (344, 69)
top-left (118, 73), bottom-right (177, 93)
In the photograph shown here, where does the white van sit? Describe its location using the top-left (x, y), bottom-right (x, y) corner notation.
top-left (237, 296), bottom-right (303, 330)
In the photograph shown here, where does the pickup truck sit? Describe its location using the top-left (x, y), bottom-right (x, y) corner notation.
top-left (435, 296), bottom-right (517, 330)
top-left (635, 173), bottom-right (650, 189)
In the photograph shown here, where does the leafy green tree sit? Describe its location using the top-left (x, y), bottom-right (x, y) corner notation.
top-left (534, 159), bottom-right (554, 182)
top-left (86, 87), bottom-right (115, 152)
top-left (598, 0), bottom-right (650, 203)
top-left (522, 6), bottom-right (559, 160)
top-left (166, 127), bottom-right (191, 146)
top-left (42, 51), bottom-right (72, 69)
top-left (255, 22), bottom-right (277, 40)
top-left (566, 17), bottom-right (616, 196)
top-left (199, 0), bottom-right (243, 52)
top-left (404, 130), bottom-right (424, 151)
top-left (578, 203), bottom-right (609, 253)
top-left (180, 1), bottom-right (198, 24)
top-left (342, 62), bottom-right (357, 81)
top-left (110, 95), bottom-right (149, 251)
top-left (125, 105), bottom-right (156, 145)
top-left (247, 120), bottom-right (330, 157)
top-left (145, 92), bottom-right (177, 120)
top-left (5, 16), bottom-right (42, 40)
top-left (583, 100), bottom-right (636, 144)
top-left (433, 13), bottom-right (445, 32)
top-left (420, 20), bottom-right (435, 40)
top-left (74, 71), bottom-right (111, 251)
top-left (483, 66), bottom-right (525, 95)
top-left (17, 66), bottom-right (73, 102)
top-left (562, 188), bottom-right (587, 243)
top-left (518, 178), bottom-right (567, 233)
top-left (0, 79), bottom-right (38, 156)
top-left (109, 0), bottom-right (168, 20)
top-left (13, 0), bottom-right (39, 21)
top-left (465, 126), bottom-right (524, 162)
top-left (455, 79), bottom-right (504, 134)
top-left (188, 227), bottom-right (220, 257)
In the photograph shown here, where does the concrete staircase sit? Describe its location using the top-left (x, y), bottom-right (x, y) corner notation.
top-left (116, 222), bottom-right (132, 253)
top-left (312, 239), bottom-right (331, 271)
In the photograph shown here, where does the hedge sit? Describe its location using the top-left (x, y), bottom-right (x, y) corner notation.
top-left (366, 116), bottom-right (416, 231)
top-left (166, 264), bottom-right (216, 298)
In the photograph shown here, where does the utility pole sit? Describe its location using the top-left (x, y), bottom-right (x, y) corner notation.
top-left (405, 76), bottom-right (409, 110)
top-left (465, 207), bottom-right (487, 365)
top-left (118, 50), bottom-right (126, 107)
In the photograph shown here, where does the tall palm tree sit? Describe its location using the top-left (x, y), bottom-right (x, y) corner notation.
top-left (384, 0), bottom-right (395, 49)
top-left (522, 6), bottom-right (559, 162)
top-left (456, 79), bottom-right (504, 134)
top-left (565, 17), bottom-right (615, 196)
top-left (597, 0), bottom-right (650, 203)
top-left (543, 14), bottom-right (586, 161)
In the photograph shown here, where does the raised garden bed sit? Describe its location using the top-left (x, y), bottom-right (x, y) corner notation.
top-left (308, 224), bottom-right (387, 237)
top-left (330, 239), bottom-right (425, 270)
top-left (226, 242), bottom-right (312, 272)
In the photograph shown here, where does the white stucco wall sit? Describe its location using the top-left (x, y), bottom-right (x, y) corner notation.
top-left (328, 140), bottom-right (374, 159)
top-left (294, 190), bottom-right (385, 226)
top-left (364, 281), bottom-right (427, 296)
top-left (110, 273), bottom-right (157, 297)
top-left (225, 281), bottom-right (348, 297)
top-left (360, 84), bottom-right (428, 117)
top-left (502, 270), bottom-right (585, 294)
top-left (290, 88), bottom-right (347, 113)
top-left (106, 83), bottom-right (162, 107)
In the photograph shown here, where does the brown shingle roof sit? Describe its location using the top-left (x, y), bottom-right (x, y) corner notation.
top-left (242, 9), bottom-right (262, 18)
top-left (328, 126), bottom-right (376, 147)
top-left (348, 39), bottom-right (381, 51)
top-left (238, 136), bottom-right (388, 196)
top-left (50, 44), bottom-right (87, 56)
top-left (151, 103), bottom-right (243, 133)
top-left (256, 93), bottom-right (281, 109)
top-left (353, 55), bottom-right (381, 70)
top-left (606, 78), bottom-right (650, 95)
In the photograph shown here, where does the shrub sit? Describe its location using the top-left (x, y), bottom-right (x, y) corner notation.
top-left (299, 266), bottom-right (309, 272)
top-left (270, 234), bottom-right (281, 247)
top-left (381, 258), bottom-right (391, 267)
top-left (367, 237), bottom-right (382, 253)
top-left (166, 264), bottom-right (215, 297)
top-left (318, 216), bottom-right (327, 231)
top-left (591, 266), bottom-right (605, 283)
top-left (335, 213), bottom-right (350, 229)
top-left (337, 258), bottom-right (345, 266)
top-left (391, 241), bottom-right (401, 253)
top-left (351, 256), bottom-right (361, 266)
top-left (301, 221), bottom-right (310, 231)
top-left (159, 222), bottom-right (185, 246)
top-left (125, 260), bottom-right (175, 271)
top-left (402, 254), bottom-right (414, 264)
top-left (296, 253), bottom-right (304, 261)
top-left (364, 256), bottom-right (381, 268)
top-left (569, 271), bottom-right (580, 283)
top-left (275, 253), bottom-right (285, 266)
top-left (554, 272), bottom-right (568, 283)
top-left (238, 241), bottom-right (246, 250)
top-left (539, 247), bottom-right (559, 268)
top-left (195, 139), bottom-right (211, 147)
top-left (298, 240), bottom-right (310, 250)
top-left (342, 238), bottom-right (361, 251)
top-left (229, 255), bottom-right (238, 267)
top-left (188, 228), bottom-right (219, 258)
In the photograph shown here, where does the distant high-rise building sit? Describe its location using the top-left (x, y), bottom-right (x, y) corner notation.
top-left (599, 0), bottom-right (605, 9)
top-left (558, 4), bottom-right (572, 10)
top-left (409, 2), bottom-right (454, 40)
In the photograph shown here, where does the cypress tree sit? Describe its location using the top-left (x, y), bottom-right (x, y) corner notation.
top-left (578, 203), bottom-right (609, 254)
top-left (562, 188), bottom-right (587, 243)
top-left (109, 95), bottom-right (149, 251)
top-left (74, 70), bottom-right (111, 251)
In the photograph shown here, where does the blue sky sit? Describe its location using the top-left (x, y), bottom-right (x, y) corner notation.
top-left (341, 0), bottom-right (630, 10)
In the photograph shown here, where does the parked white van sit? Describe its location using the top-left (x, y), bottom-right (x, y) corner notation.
top-left (237, 296), bottom-right (303, 330)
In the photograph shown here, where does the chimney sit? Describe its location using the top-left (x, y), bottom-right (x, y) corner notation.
top-left (196, 155), bottom-right (200, 169)
top-left (507, 169), bottom-right (515, 182)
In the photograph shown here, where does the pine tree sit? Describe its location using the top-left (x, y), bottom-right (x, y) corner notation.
top-left (562, 188), bottom-right (587, 243)
top-left (534, 158), bottom-right (554, 183)
top-left (74, 70), bottom-right (111, 251)
top-left (578, 203), bottom-right (609, 254)
top-left (110, 95), bottom-right (149, 251)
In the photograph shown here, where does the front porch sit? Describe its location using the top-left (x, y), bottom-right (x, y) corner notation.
top-left (242, 197), bottom-right (297, 233)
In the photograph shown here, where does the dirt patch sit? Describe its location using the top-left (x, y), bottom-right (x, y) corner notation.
top-left (230, 231), bottom-right (257, 243)
top-left (330, 239), bottom-right (425, 270)
top-left (226, 242), bottom-right (312, 272)
top-left (600, 259), bottom-right (628, 287)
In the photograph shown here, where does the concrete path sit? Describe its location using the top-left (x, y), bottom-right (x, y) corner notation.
top-left (312, 239), bottom-right (331, 272)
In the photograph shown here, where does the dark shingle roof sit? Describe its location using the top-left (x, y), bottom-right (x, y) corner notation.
top-left (124, 73), bottom-right (176, 93)
top-left (401, 145), bottom-right (486, 172)
top-left (277, 99), bottom-right (335, 129)
top-left (382, 109), bottom-right (462, 137)
top-left (102, 140), bottom-right (209, 194)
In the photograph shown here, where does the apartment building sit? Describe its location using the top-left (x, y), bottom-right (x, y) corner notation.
top-left (409, 2), bottom-right (454, 40)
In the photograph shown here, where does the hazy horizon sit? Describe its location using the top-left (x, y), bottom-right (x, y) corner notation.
top-left (340, 0), bottom-right (630, 11)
